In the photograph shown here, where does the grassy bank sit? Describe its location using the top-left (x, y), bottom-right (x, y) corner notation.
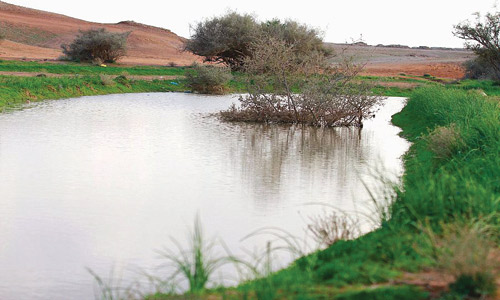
top-left (0, 75), bottom-right (188, 112)
top-left (0, 60), bottom-right (187, 76)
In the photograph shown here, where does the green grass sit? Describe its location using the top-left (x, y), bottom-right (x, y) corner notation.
top-left (450, 79), bottom-right (500, 96)
top-left (0, 60), bottom-right (445, 102)
top-left (0, 75), bottom-right (186, 111)
top-left (0, 60), bottom-right (187, 76)
top-left (391, 87), bottom-right (500, 227)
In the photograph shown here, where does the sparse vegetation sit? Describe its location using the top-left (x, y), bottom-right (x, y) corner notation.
top-left (61, 28), bottom-right (130, 63)
top-left (185, 64), bottom-right (232, 94)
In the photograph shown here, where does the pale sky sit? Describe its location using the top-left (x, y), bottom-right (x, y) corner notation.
top-left (4, 0), bottom-right (499, 47)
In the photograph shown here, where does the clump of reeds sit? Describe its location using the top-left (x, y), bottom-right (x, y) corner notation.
top-left (158, 215), bottom-right (234, 294)
top-left (308, 211), bottom-right (360, 247)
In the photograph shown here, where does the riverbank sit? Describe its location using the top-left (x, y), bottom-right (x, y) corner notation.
top-left (234, 86), bottom-right (500, 299)
top-left (2, 60), bottom-right (496, 113)
top-left (143, 86), bottom-right (499, 300)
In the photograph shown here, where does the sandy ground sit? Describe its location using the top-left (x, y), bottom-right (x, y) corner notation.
top-left (0, 1), bottom-right (472, 78)
top-left (328, 44), bottom-right (473, 78)
top-left (0, 1), bottom-right (201, 66)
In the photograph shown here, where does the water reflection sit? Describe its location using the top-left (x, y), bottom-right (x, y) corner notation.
top-left (0, 93), bottom-right (409, 300)
top-left (221, 124), bottom-right (367, 206)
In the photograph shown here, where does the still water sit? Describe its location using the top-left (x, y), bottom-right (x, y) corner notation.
top-left (0, 93), bottom-right (409, 299)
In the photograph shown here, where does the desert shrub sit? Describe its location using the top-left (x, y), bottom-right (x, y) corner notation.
top-left (425, 123), bottom-right (464, 159)
top-left (185, 64), bottom-right (232, 94)
top-left (185, 12), bottom-right (260, 70)
top-left (463, 57), bottom-right (499, 79)
top-left (61, 28), bottom-right (130, 63)
top-left (261, 19), bottom-right (331, 58)
top-left (221, 36), bottom-right (381, 127)
top-left (185, 12), bottom-right (330, 70)
top-left (99, 74), bottom-right (115, 86)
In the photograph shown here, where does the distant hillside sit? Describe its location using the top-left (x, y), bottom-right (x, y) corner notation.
top-left (0, 1), bottom-right (200, 65)
top-left (325, 43), bottom-right (473, 78)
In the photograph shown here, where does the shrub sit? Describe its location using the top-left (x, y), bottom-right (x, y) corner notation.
top-left (185, 64), bottom-right (232, 94)
top-left (184, 12), bottom-right (260, 70)
top-left (221, 36), bottom-right (381, 127)
top-left (463, 57), bottom-right (499, 79)
top-left (261, 19), bottom-right (331, 58)
top-left (185, 12), bottom-right (330, 70)
top-left (99, 74), bottom-right (115, 86)
top-left (61, 28), bottom-right (130, 63)
top-left (425, 123), bottom-right (464, 159)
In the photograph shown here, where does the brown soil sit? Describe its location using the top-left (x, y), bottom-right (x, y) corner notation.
top-left (328, 44), bottom-right (473, 79)
top-left (0, 1), bottom-right (201, 66)
top-left (362, 62), bottom-right (466, 79)
top-left (0, 1), bottom-right (473, 78)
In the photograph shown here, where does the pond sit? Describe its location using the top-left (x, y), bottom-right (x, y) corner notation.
top-left (0, 93), bottom-right (409, 299)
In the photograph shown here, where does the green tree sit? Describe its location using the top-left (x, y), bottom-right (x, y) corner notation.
top-left (61, 28), bottom-right (130, 63)
top-left (454, 11), bottom-right (500, 80)
top-left (185, 13), bottom-right (330, 70)
top-left (184, 12), bottom-right (260, 70)
top-left (261, 19), bottom-right (330, 58)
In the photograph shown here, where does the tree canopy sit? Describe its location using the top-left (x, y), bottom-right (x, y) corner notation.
top-left (184, 12), bottom-right (259, 70)
top-left (185, 12), bottom-right (330, 70)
